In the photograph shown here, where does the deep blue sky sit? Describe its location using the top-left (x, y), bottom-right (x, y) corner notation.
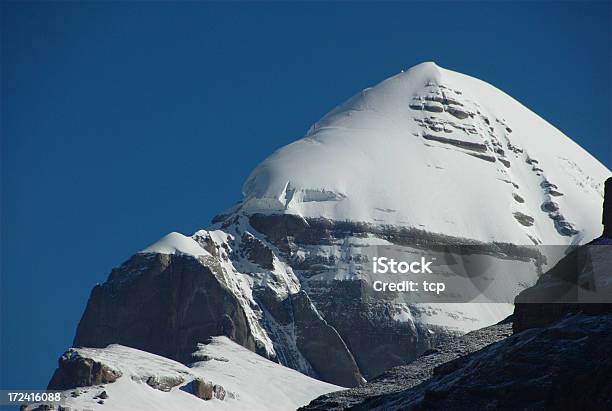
top-left (1, 1), bottom-right (610, 391)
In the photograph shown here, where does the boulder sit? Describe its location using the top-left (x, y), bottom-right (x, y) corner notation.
top-left (145, 375), bottom-right (185, 392)
top-left (182, 378), bottom-right (229, 401)
top-left (48, 350), bottom-right (121, 390)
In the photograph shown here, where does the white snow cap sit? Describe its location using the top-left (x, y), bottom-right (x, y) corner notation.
top-left (140, 232), bottom-right (209, 257)
top-left (241, 62), bottom-right (609, 245)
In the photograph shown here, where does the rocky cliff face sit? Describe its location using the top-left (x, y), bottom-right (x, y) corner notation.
top-left (603, 177), bottom-right (612, 237)
top-left (306, 313), bottom-right (612, 411)
top-left (74, 253), bottom-right (261, 364)
top-left (73, 230), bottom-right (364, 387)
top-left (514, 176), bottom-right (612, 331)
top-left (71, 209), bottom-right (541, 387)
top-left (301, 177), bottom-right (611, 410)
top-left (301, 319), bottom-right (514, 410)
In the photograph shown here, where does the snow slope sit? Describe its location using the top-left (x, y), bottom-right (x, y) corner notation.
top-left (31, 337), bottom-right (340, 411)
top-left (241, 62), bottom-right (608, 245)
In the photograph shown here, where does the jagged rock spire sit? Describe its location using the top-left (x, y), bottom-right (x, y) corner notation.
top-left (604, 177), bottom-right (612, 238)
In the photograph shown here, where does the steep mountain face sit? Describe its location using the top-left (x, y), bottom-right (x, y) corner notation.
top-left (302, 183), bottom-right (612, 410)
top-left (73, 230), bottom-right (364, 387)
top-left (301, 319), bottom-right (514, 410)
top-left (302, 313), bottom-right (612, 411)
top-left (66, 62), bottom-right (608, 391)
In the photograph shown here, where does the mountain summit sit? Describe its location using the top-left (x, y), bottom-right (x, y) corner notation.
top-left (242, 61), bottom-right (607, 244)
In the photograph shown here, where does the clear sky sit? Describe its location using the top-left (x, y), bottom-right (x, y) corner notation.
top-left (1, 1), bottom-right (611, 390)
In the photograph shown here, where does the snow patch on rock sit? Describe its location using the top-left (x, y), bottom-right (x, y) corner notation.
top-left (140, 232), bottom-right (210, 257)
top-left (32, 338), bottom-right (341, 411)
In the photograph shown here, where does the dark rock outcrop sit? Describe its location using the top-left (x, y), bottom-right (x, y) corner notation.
top-left (445, 105), bottom-right (469, 119)
top-left (346, 313), bottom-right (612, 411)
top-left (255, 287), bottom-right (363, 387)
top-left (513, 242), bottom-right (612, 332)
top-left (289, 291), bottom-right (364, 387)
top-left (512, 211), bottom-right (534, 227)
top-left (513, 177), bottom-right (612, 331)
top-left (145, 375), bottom-right (185, 392)
top-left (304, 314), bottom-right (612, 410)
top-left (302, 319), bottom-right (512, 410)
top-left (423, 102), bottom-right (444, 112)
top-left (422, 133), bottom-right (487, 152)
top-left (603, 177), bottom-right (612, 237)
top-left (248, 213), bottom-right (542, 261)
top-left (181, 377), bottom-right (230, 401)
top-left (240, 232), bottom-right (274, 269)
top-left (48, 350), bottom-right (121, 390)
top-left (255, 285), bottom-right (364, 386)
top-left (304, 280), bottom-right (444, 380)
top-left (73, 253), bottom-right (261, 364)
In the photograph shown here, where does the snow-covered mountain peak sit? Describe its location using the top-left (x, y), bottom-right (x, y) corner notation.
top-left (57, 64), bottom-right (610, 405)
top-left (241, 62), bottom-right (608, 245)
